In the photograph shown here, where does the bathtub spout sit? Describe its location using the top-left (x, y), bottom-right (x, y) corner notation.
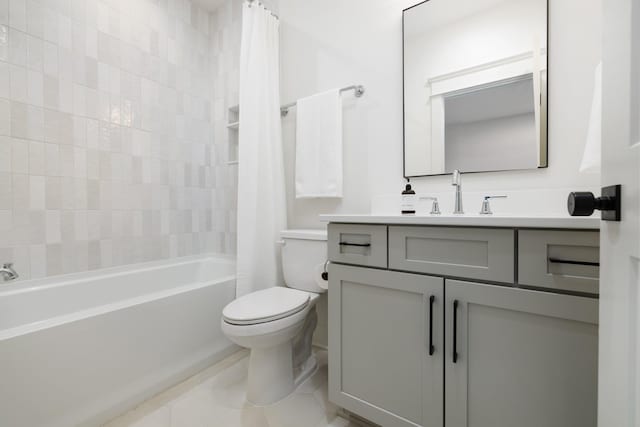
top-left (1, 263), bottom-right (18, 282)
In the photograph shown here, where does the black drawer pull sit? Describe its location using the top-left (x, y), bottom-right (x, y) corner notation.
top-left (453, 300), bottom-right (459, 363)
top-left (429, 295), bottom-right (435, 356)
top-left (549, 258), bottom-right (600, 267)
top-left (339, 242), bottom-right (371, 247)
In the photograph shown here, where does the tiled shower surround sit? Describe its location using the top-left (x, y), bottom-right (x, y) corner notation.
top-left (0, 0), bottom-right (240, 280)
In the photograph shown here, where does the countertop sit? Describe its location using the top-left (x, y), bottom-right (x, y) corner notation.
top-left (319, 214), bottom-right (601, 229)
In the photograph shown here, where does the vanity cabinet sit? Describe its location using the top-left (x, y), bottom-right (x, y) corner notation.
top-left (328, 263), bottom-right (443, 427)
top-left (445, 279), bottom-right (598, 427)
top-left (327, 222), bottom-right (599, 427)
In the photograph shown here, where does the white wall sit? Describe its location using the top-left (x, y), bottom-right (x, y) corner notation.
top-left (277, 0), bottom-right (602, 228)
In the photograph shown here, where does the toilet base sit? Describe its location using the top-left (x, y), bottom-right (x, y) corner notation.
top-left (245, 308), bottom-right (319, 406)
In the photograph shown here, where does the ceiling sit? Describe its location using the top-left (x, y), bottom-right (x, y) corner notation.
top-left (192, 0), bottom-right (227, 12)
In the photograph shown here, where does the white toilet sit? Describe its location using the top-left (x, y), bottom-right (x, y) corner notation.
top-left (221, 229), bottom-right (327, 405)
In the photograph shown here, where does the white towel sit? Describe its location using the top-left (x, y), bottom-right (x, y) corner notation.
top-left (580, 62), bottom-right (602, 173)
top-left (295, 89), bottom-right (343, 198)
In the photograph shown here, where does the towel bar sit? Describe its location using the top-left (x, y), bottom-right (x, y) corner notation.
top-left (280, 85), bottom-right (365, 117)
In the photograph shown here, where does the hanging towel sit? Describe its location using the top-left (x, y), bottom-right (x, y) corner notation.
top-left (580, 61), bottom-right (602, 173)
top-left (295, 89), bottom-right (343, 198)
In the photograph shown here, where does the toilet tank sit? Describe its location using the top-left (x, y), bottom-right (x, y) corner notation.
top-left (281, 229), bottom-right (328, 293)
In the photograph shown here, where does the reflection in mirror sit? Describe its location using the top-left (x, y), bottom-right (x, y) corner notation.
top-left (403, 0), bottom-right (548, 177)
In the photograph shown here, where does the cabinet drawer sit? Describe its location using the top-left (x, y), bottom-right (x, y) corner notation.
top-left (389, 226), bottom-right (515, 283)
top-left (518, 230), bottom-right (600, 294)
top-left (328, 224), bottom-right (388, 268)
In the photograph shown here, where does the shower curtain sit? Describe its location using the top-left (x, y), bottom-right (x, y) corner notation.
top-left (236, 2), bottom-right (287, 297)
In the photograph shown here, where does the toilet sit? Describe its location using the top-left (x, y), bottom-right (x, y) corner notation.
top-left (221, 229), bottom-right (327, 405)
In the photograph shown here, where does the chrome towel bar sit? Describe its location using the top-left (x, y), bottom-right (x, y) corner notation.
top-left (280, 85), bottom-right (365, 116)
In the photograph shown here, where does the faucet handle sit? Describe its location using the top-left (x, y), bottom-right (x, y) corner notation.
top-left (420, 197), bottom-right (441, 215)
top-left (452, 169), bottom-right (461, 186)
top-left (479, 195), bottom-right (507, 215)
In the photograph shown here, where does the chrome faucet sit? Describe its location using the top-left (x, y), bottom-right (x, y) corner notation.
top-left (452, 169), bottom-right (464, 214)
top-left (1, 263), bottom-right (19, 282)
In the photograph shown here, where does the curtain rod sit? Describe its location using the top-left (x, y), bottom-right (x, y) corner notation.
top-left (280, 85), bottom-right (365, 117)
top-left (246, 0), bottom-right (279, 19)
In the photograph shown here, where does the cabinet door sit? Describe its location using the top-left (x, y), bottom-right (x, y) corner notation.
top-left (445, 280), bottom-right (598, 427)
top-left (329, 264), bottom-right (444, 427)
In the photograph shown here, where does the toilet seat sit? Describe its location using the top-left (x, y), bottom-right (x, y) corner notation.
top-left (222, 287), bottom-right (310, 325)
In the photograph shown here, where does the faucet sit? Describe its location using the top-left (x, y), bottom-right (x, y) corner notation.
top-left (1, 263), bottom-right (19, 282)
top-left (452, 169), bottom-right (464, 214)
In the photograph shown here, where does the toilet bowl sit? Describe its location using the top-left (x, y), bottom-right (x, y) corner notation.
top-left (221, 229), bottom-right (327, 405)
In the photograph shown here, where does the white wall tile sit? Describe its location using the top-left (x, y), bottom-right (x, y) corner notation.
top-left (25, 0), bottom-right (42, 38)
top-left (43, 74), bottom-right (59, 109)
top-left (8, 26), bottom-right (26, 65)
top-left (9, 64), bottom-right (27, 103)
top-left (26, 34), bottom-right (42, 70)
top-left (42, 40), bottom-right (58, 76)
top-left (25, 104), bottom-right (43, 140)
top-left (8, 0), bottom-right (26, 32)
top-left (45, 176), bottom-right (60, 209)
top-left (74, 210), bottom-right (87, 241)
top-left (0, 209), bottom-right (11, 232)
top-left (45, 210), bottom-right (60, 244)
top-left (42, 7), bottom-right (57, 44)
top-left (27, 69), bottom-right (43, 106)
top-left (44, 143), bottom-right (59, 176)
top-left (0, 98), bottom-right (9, 135)
top-left (29, 244), bottom-right (46, 278)
top-left (29, 175), bottom-right (44, 209)
top-left (28, 140), bottom-right (44, 174)
top-left (11, 137), bottom-right (27, 173)
top-left (11, 173), bottom-right (28, 210)
top-left (0, 24), bottom-right (7, 60)
top-left (0, 172), bottom-right (11, 210)
top-left (0, 136), bottom-right (10, 172)
top-left (58, 76), bottom-right (73, 113)
top-left (0, 0), bottom-right (8, 26)
top-left (0, 60), bottom-right (8, 98)
top-left (3, 0), bottom-right (234, 280)
top-left (57, 14), bottom-right (72, 49)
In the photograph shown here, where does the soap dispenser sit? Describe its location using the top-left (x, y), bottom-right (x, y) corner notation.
top-left (401, 184), bottom-right (416, 215)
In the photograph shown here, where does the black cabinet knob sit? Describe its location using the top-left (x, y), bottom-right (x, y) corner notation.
top-left (567, 185), bottom-right (621, 221)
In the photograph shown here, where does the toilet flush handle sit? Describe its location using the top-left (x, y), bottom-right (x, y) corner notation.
top-left (321, 260), bottom-right (330, 281)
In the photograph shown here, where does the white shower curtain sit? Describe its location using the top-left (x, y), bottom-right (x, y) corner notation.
top-left (236, 2), bottom-right (287, 297)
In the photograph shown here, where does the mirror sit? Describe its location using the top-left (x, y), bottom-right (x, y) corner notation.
top-left (403, 0), bottom-right (548, 177)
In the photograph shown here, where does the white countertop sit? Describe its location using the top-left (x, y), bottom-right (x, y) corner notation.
top-left (319, 214), bottom-right (600, 229)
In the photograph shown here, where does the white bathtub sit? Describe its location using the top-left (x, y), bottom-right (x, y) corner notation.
top-left (0, 255), bottom-right (238, 427)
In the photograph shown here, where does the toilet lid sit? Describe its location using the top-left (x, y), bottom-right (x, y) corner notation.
top-left (222, 287), bottom-right (311, 325)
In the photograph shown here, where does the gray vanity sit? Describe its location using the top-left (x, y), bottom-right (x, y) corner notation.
top-left (324, 216), bottom-right (599, 427)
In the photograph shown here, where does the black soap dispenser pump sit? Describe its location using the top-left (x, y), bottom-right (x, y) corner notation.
top-left (401, 183), bottom-right (416, 215)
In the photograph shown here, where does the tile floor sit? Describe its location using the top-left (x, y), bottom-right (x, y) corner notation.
top-left (103, 349), bottom-right (363, 427)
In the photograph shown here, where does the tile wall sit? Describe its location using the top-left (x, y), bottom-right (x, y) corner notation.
top-left (209, 0), bottom-right (241, 259)
top-left (0, 0), bottom-right (239, 280)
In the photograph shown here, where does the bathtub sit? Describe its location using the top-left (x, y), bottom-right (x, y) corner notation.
top-left (0, 254), bottom-right (238, 427)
